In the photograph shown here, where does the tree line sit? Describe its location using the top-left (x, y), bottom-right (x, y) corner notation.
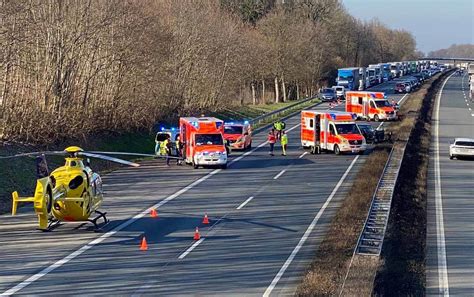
top-left (428, 44), bottom-right (474, 59)
top-left (0, 0), bottom-right (419, 143)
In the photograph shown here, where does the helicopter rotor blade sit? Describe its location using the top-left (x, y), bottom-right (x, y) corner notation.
top-left (78, 152), bottom-right (140, 167)
top-left (86, 151), bottom-right (182, 159)
top-left (0, 151), bottom-right (66, 159)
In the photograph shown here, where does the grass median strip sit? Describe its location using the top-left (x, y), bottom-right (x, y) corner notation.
top-left (297, 74), bottom-right (448, 296)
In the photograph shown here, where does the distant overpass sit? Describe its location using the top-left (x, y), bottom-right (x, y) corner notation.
top-left (420, 57), bottom-right (474, 63)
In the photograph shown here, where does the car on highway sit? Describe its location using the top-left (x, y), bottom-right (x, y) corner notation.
top-left (357, 123), bottom-right (384, 143)
top-left (318, 88), bottom-right (336, 101)
top-left (223, 121), bottom-right (252, 150)
top-left (449, 138), bottom-right (474, 160)
top-left (332, 85), bottom-right (345, 99)
top-left (395, 82), bottom-right (410, 93)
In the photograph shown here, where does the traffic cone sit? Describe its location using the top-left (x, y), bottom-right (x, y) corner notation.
top-left (140, 236), bottom-right (148, 251)
top-left (202, 213), bottom-right (209, 225)
top-left (193, 227), bottom-right (201, 240)
top-left (150, 208), bottom-right (158, 218)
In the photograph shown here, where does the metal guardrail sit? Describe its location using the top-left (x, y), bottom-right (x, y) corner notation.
top-left (355, 143), bottom-right (407, 256)
top-left (249, 96), bottom-right (317, 127)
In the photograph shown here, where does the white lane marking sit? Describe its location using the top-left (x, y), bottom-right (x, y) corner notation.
top-left (1, 168), bottom-right (221, 296)
top-left (397, 93), bottom-right (409, 106)
top-left (376, 122), bottom-right (384, 130)
top-left (273, 169), bottom-right (286, 180)
top-left (178, 238), bottom-right (205, 259)
top-left (298, 152), bottom-right (308, 159)
top-left (471, 114), bottom-right (474, 117)
top-left (433, 72), bottom-right (455, 296)
top-left (469, 108), bottom-right (472, 111)
top-left (2, 120), bottom-right (305, 295)
top-left (237, 196), bottom-right (254, 210)
top-left (263, 156), bottom-right (359, 296)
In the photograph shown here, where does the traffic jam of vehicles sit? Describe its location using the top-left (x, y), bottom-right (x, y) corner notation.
top-left (153, 59), bottom-right (452, 169)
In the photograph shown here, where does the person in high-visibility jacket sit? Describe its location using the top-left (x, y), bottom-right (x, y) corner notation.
top-left (280, 130), bottom-right (288, 156)
top-left (160, 136), bottom-right (172, 166)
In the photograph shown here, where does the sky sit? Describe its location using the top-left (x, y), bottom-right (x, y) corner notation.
top-left (341, 0), bottom-right (474, 54)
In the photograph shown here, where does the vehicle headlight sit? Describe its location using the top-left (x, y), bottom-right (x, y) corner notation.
top-left (341, 138), bottom-right (349, 144)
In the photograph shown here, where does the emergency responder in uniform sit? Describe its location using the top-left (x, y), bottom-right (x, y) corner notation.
top-left (280, 130), bottom-right (288, 156)
top-left (175, 134), bottom-right (183, 165)
top-left (267, 129), bottom-right (276, 156)
top-left (160, 135), bottom-right (172, 166)
top-left (273, 121), bottom-right (286, 140)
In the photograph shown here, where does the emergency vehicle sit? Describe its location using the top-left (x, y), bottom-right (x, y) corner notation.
top-left (345, 91), bottom-right (397, 121)
top-left (301, 111), bottom-right (366, 155)
top-left (154, 128), bottom-right (179, 155)
top-left (179, 117), bottom-right (228, 169)
top-left (223, 121), bottom-right (252, 150)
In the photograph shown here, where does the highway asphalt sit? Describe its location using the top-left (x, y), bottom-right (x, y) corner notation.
top-left (0, 80), bottom-right (407, 296)
top-left (427, 73), bottom-right (474, 296)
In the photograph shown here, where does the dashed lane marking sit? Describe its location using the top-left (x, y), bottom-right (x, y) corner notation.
top-left (273, 169), bottom-right (286, 180)
top-left (237, 196), bottom-right (254, 210)
top-left (263, 155), bottom-right (360, 296)
top-left (178, 238), bottom-right (205, 259)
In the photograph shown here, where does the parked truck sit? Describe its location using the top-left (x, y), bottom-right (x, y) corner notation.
top-left (379, 63), bottom-right (392, 82)
top-left (337, 67), bottom-right (362, 91)
top-left (390, 62), bottom-right (401, 78)
top-left (368, 64), bottom-right (383, 84)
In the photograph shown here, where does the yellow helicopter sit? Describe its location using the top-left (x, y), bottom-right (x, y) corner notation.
top-left (1, 146), bottom-right (168, 231)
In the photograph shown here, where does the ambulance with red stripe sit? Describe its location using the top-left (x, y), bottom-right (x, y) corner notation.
top-left (345, 91), bottom-right (397, 121)
top-left (223, 121), bottom-right (252, 150)
top-left (179, 117), bottom-right (228, 169)
top-left (301, 111), bottom-right (366, 155)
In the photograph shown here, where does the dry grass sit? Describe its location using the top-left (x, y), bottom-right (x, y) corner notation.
top-left (297, 73), bottom-right (450, 296)
top-left (296, 148), bottom-right (390, 296)
top-left (373, 72), bottom-right (451, 295)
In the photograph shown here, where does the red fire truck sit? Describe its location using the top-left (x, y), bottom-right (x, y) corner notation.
top-left (179, 117), bottom-right (228, 169)
top-left (301, 110), bottom-right (366, 155)
top-left (345, 91), bottom-right (397, 121)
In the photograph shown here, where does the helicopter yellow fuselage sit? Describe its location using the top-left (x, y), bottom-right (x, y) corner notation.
top-left (12, 155), bottom-right (104, 230)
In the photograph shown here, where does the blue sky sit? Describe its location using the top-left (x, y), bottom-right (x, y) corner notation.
top-left (341, 0), bottom-right (474, 54)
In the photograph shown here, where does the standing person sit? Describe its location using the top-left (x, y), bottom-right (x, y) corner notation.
top-left (280, 130), bottom-right (288, 156)
top-left (175, 134), bottom-right (183, 165)
top-left (267, 129), bottom-right (276, 156)
top-left (162, 135), bottom-right (171, 166)
top-left (274, 121), bottom-right (283, 139)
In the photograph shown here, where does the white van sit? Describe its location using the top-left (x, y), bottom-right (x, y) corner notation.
top-left (332, 85), bottom-right (345, 99)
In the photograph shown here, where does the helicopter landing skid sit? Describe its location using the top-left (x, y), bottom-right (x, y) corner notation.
top-left (88, 210), bottom-right (109, 232)
top-left (41, 218), bottom-right (61, 231)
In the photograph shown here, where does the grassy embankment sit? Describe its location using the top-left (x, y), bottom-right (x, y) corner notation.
top-left (296, 73), bottom-right (446, 296)
top-left (0, 99), bottom-right (315, 215)
top-left (373, 71), bottom-right (451, 295)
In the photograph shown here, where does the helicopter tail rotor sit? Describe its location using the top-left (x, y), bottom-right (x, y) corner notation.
top-left (11, 177), bottom-right (53, 230)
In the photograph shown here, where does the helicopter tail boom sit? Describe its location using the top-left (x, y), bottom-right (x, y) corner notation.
top-left (11, 191), bottom-right (35, 216)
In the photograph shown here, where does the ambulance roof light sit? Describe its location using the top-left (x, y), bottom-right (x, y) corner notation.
top-left (161, 127), bottom-right (165, 131)
top-left (171, 127), bottom-right (175, 131)
top-left (244, 120), bottom-right (249, 125)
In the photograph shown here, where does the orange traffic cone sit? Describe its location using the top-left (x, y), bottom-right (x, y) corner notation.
top-left (202, 213), bottom-right (209, 225)
top-left (140, 236), bottom-right (148, 251)
top-left (193, 227), bottom-right (201, 240)
top-left (150, 208), bottom-right (158, 218)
